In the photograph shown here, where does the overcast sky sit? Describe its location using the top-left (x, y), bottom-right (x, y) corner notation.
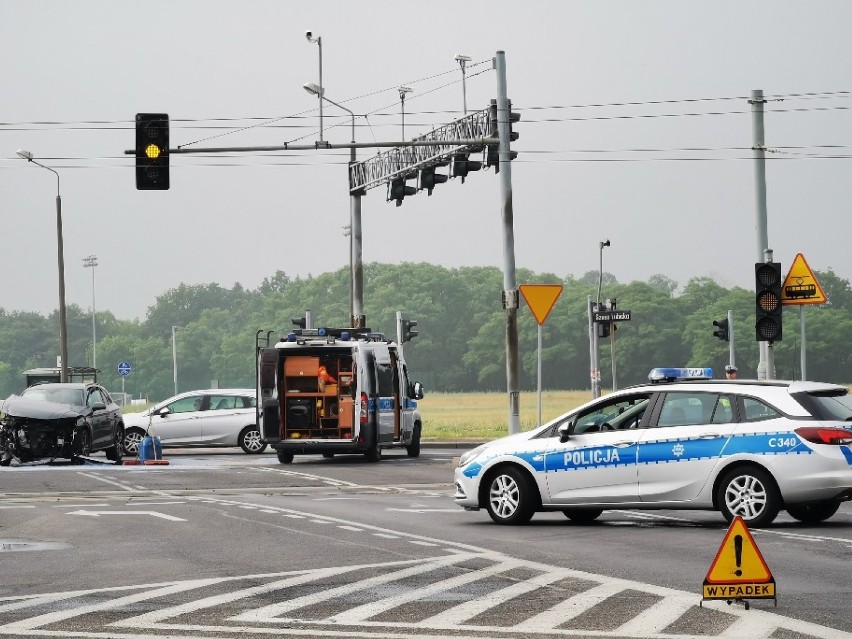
top-left (3, 1), bottom-right (851, 321)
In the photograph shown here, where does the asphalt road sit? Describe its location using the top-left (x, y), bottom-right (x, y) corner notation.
top-left (1, 447), bottom-right (850, 639)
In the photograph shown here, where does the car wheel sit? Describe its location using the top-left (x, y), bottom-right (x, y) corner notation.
top-left (277, 450), bottom-right (294, 464)
top-left (561, 507), bottom-right (603, 524)
top-left (717, 466), bottom-right (780, 528)
top-left (406, 425), bottom-right (421, 458)
top-left (105, 426), bottom-right (124, 462)
top-left (238, 426), bottom-right (267, 454)
top-left (364, 441), bottom-right (382, 463)
top-left (73, 428), bottom-right (92, 462)
top-left (485, 466), bottom-right (537, 525)
top-left (786, 501), bottom-right (841, 523)
top-left (123, 427), bottom-right (146, 456)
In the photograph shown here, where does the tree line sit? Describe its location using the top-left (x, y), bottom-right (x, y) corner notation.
top-left (0, 264), bottom-right (849, 403)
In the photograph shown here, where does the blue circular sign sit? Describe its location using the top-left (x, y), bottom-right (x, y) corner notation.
top-left (117, 361), bottom-right (132, 377)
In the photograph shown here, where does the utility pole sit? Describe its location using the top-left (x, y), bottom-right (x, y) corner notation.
top-left (495, 51), bottom-right (520, 435)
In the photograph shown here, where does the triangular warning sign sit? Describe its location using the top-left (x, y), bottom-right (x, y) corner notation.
top-left (519, 284), bottom-right (563, 325)
top-left (703, 517), bottom-right (775, 601)
top-left (781, 253), bottom-right (827, 305)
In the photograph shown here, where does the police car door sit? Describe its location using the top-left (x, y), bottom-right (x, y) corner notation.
top-left (372, 344), bottom-right (396, 443)
top-left (636, 391), bottom-right (737, 502)
top-left (544, 393), bottom-right (650, 505)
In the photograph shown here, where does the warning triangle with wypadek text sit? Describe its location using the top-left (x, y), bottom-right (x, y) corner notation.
top-left (703, 516), bottom-right (775, 600)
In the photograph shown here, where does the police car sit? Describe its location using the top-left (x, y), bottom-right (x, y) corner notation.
top-left (454, 368), bottom-right (852, 528)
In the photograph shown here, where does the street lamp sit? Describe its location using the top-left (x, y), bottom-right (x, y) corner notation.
top-left (305, 30), bottom-right (323, 142)
top-left (303, 81), bottom-right (364, 327)
top-left (398, 86), bottom-right (413, 140)
top-left (597, 239), bottom-right (610, 306)
top-left (17, 149), bottom-right (69, 383)
top-left (82, 254), bottom-right (97, 370)
top-left (455, 54), bottom-right (472, 116)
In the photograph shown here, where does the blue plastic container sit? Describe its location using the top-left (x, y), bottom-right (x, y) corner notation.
top-left (139, 435), bottom-right (163, 462)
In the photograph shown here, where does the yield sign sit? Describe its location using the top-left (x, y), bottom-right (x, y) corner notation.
top-left (519, 284), bottom-right (563, 325)
top-left (781, 253), bottom-right (827, 305)
top-left (703, 516), bottom-right (775, 601)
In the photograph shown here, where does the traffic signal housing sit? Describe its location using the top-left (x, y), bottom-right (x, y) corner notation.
top-left (401, 318), bottom-right (418, 343)
top-left (388, 177), bottom-right (417, 206)
top-left (135, 113), bottom-right (170, 190)
top-left (713, 318), bottom-right (729, 341)
top-left (755, 262), bottom-right (783, 342)
top-left (485, 99), bottom-right (520, 173)
top-left (418, 165), bottom-right (448, 195)
top-left (451, 153), bottom-right (482, 183)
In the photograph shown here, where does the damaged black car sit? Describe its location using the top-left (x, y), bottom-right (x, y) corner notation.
top-left (0, 383), bottom-right (125, 466)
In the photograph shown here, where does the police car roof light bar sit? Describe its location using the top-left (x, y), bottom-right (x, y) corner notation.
top-left (648, 367), bottom-right (714, 383)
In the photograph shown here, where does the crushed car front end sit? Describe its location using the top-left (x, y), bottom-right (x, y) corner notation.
top-left (0, 396), bottom-right (92, 465)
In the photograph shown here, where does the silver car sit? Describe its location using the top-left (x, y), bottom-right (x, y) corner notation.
top-left (122, 389), bottom-right (265, 455)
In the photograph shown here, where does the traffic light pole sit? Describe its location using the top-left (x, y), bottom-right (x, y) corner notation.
top-left (751, 90), bottom-right (774, 380)
top-left (727, 309), bottom-right (736, 370)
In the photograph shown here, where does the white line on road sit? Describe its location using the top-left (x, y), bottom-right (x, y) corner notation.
top-left (66, 510), bottom-right (186, 521)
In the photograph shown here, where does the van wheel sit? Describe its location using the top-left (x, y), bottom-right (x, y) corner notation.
top-left (277, 450), bottom-right (294, 464)
top-left (717, 466), bottom-right (780, 528)
top-left (365, 442), bottom-right (382, 462)
top-left (406, 425), bottom-right (421, 458)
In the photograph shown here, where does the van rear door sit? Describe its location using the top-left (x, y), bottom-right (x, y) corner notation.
top-left (372, 344), bottom-right (396, 444)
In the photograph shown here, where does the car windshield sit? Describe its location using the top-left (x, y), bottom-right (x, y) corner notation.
top-left (793, 390), bottom-right (852, 421)
top-left (21, 386), bottom-right (85, 406)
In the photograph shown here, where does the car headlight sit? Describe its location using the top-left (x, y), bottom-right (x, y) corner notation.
top-left (458, 445), bottom-right (487, 468)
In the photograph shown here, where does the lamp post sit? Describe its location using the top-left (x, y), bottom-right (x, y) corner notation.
top-left (454, 54), bottom-right (472, 116)
top-left (82, 254), bottom-right (97, 369)
top-left (305, 30), bottom-right (323, 142)
top-left (302, 82), bottom-right (364, 326)
top-left (172, 326), bottom-right (181, 395)
top-left (398, 87), bottom-right (413, 140)
top-left (17, 149), bottom-right (69, 383)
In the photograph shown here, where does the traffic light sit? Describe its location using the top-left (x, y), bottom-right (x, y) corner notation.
top-left (485, 99), bottom-right (520, 173)
top-left (597, 322), bottom-right (611, 339)
top-left (713, 318), bottom-right (729, 341)
top-left (418, 165), bottom-right (448, 195)
top-left (291, 316), bottom-right (306, 329)
top-left (401, 318), bottom-right (418, 343)
top-left (135, 113), bottom-right (169, 190)
top-left (388, 177), bottom-right (417, 206)
top-left (450, 153), bottom-right (482, 183)
top-left (755, 262), bottom-right (783, 342)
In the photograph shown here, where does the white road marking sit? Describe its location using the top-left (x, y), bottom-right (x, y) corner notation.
top-left (66, 510), bottom-right (186, 522)
top-left (76, 471), bottom-right (136, 491)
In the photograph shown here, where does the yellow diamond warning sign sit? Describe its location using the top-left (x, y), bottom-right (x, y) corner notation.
top-left (703, 516), bottom-right (775, 601)
top-left (519, 284), bottom-right (563, 325)
top-left (781, 253), bottom-right (827, 305)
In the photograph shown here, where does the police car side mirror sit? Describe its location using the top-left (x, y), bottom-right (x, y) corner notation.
top-left (157, 407), bottom-right (171, 418)
top-left (558, 423), bottom-right (571, 443)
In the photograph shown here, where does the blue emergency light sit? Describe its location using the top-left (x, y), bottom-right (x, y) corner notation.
top-left (648, 367), bottom-right (713, 382)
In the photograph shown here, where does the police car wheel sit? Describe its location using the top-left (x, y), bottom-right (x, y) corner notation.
top-left (786, 501), bottom-right (840, 523)
top-left (239, 426), bottom-right (268, 454)
top-left (277, 450), bottom-right (294, 464)
top-left (717, 466), bottom-right (780, 528)
top-left (561, 507), bottom-right (603, 524)
top-left (485, 466), bottom-right (537, 525)
top-left (406, 425), bottom-right (421, 458)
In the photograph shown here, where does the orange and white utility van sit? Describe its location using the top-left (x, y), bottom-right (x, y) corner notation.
top-left (256, 327), bottom-right (424, 463)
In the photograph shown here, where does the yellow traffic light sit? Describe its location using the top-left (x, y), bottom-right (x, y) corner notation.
top-left (145, 143), bottom-right (161, 160)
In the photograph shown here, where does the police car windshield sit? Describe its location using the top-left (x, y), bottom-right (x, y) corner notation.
top-left (793, 390), bottom-right (852, 421)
